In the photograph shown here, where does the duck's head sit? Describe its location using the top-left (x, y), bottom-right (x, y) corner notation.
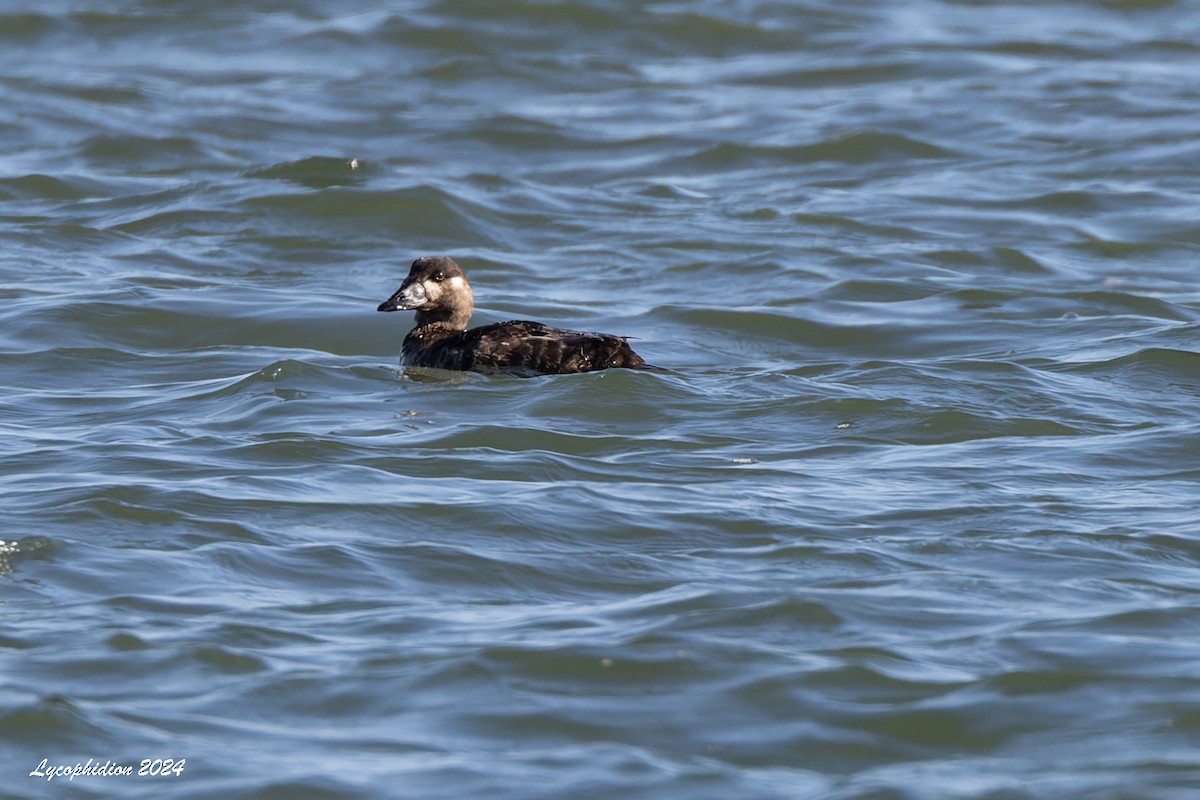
top-left (378, 256), bottom-right (474, 328)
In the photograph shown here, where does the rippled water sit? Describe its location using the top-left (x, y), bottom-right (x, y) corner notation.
top-left (4, 1), bottom-right (1200, 798)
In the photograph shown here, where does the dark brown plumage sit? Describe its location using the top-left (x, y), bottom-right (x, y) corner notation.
top-left (377, 256), bottom-right (656, 375)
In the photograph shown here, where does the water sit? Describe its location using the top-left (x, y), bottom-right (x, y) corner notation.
top-left (3, 1), bottom-right (1200, 798)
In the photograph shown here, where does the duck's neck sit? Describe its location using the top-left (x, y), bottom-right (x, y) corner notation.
top-left (413, 306), bottom-right (472, 332)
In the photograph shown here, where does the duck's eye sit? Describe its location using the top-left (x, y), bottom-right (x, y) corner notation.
top-left (432, 272), bottom-right (445, 282)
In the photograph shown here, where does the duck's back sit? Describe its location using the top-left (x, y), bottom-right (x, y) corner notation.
top-left (404, 320), bottom-right (651, 375)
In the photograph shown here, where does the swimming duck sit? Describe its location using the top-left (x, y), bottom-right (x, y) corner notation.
top-left (377, 256), bottom-right (656, 375)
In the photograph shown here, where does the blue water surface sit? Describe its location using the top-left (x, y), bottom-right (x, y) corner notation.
top-left (3, 2), bottom-right (1200, 798)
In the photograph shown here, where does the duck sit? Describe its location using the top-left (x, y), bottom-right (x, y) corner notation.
top-left (377, 256), bottom-right (657, 375)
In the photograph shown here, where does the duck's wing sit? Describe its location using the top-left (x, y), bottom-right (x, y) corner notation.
top-left (467, 320), bottom-right (650, 375)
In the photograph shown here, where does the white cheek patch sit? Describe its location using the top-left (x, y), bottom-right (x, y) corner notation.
top-left (420, 280), bottom-right (441, 301)
top-left (420, 274), bottom-right (469, 305)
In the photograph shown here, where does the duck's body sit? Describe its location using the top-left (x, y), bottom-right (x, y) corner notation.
top-left (378, 256), bottom-right (655, 375)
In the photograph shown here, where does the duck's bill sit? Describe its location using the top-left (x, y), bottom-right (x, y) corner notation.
top-left (377, 282), bottom-right (425, 312)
